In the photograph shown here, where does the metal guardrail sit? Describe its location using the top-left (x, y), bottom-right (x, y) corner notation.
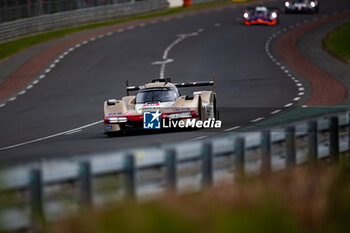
top-left (0, 0), bottom-right (168, 43)
top-left (0, 0), bottom-right (153, 23)
top-left (0, 108), bottom-right (349, 231)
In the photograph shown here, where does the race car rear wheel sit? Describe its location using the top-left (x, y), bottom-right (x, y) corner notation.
top-left (198, 97), bottom-right (203, 121)
top-left (213, 96), bottom-right (218, 119)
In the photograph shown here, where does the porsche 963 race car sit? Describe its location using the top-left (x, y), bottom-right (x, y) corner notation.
top-left (243, 6), bottom-right (279, 26)
top-left (104, 78), bottom-right (218, 135)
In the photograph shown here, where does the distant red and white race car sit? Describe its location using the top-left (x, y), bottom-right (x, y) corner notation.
top-left (243, 6), bottom-right (279, 26)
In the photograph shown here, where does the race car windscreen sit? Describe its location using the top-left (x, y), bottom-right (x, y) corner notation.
top-left (136, 89), bottom-right (178, 104)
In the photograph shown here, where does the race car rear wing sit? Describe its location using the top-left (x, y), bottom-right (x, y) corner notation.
top-left (246, 7), bottom-right (279, 11)
top-left (126, 76), bottom-right (216, 95)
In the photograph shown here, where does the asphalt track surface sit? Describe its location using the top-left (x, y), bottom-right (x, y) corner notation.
top-left (0, 0), bottom-right (349, 165)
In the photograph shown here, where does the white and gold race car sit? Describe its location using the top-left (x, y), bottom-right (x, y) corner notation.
top-left (103, 78), bottom-right (217, 135)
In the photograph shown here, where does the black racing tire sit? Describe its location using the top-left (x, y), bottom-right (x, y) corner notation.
top-left (106, 131), bottom-right (123, 137)
top-left (213, 96), bottom-right (217, 120)
top-left (198, 97), bottom-right (203, 121)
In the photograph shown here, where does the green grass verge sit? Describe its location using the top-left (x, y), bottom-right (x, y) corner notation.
top-left (324, 21), bottom-right (350, 64)
top-left (0, 0), bottom-right (256, 61)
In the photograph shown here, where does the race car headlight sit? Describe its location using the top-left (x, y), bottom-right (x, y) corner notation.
top-left (108, 117), bottom-right (128, 123)
top-left (167, 112), bottom-right (192, 119)
top-left (271, 12), bottom-right (277, 19)
top-left (285, 1), bottom-right (290, 7)
top-left (243, 12), bottom-right (249, 19)
top-left (310, 1), bottom-right (316, 7)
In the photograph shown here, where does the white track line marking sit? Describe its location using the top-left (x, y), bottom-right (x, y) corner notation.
top-left (214, 23), bottom-right (221, 27)
top-left (39, 75), bottom-right (45, 79)
top-left (224, 126), bottom-right (241, 132)
top-left (0, 120), bottom-right (103, 151)
top-left (139, 23), bottom-right (146, 27)
top-left (298, 92), bottom-right (305, 96)
top-left (45, 69), bottom-right (51, 73)
top-left (50, 64), bottom-right (55, 68)
top-left (26, 85), bottom-right (33, 90)
top-left (153, 31), bottom-right (200, 79)
top-left (163, 32), bottom-right (198, 59)
top-left (293, 97), bottom-right (301, 101)
top-left (117, 29), bottom-right (124, 32)
top-left (8, 97), bottom-right (16, 101)
top-left (151, 59), bottom-right (175, 79)
top-left (250, 117), bottom-right (264, 123)
top-left (299, 87), bottom-right (305, 91)
top-left (65, 129), bottom-right (82, 135)
top-left (270, 109), bottom-right (281, 115)
top-left (33, 80), bottom-right (39, 84)
top-left (284, 103), bottom-right (293, 107)
top-left (0, 103), bottom-right (5, 108)
top-left (18, 90), bottom-right (26, 95)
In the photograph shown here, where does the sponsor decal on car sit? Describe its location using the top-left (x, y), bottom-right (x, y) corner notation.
top-left (143, 111), bottom-right (161, 129)
top-left (163, 119), bottom-right (222, 129)
top-left (106, 125), bottom-right (113, 130)
top-left (143, 110), bottom-right (222, 129)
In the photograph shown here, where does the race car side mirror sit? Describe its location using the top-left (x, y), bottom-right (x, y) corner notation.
top-left (107, 99), bottom-right (117, 106)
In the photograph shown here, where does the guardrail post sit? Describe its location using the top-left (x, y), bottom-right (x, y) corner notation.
top-left (308, 120), bottom-right (318, 166)
top-left (202, 143), bottom-right (213, 188)
top-left (124, 154), bottom-right (136, 199)
top-left (29, 168), bottom-right (45, 230)
top-left (348, 111), bottom-right (350, 158)
top-left (329, 116), bottom-right (340, 163)
top-left (261, 130), bottom-right (271, 174)
top-left (286, 126), bottom-right (296, 167)
top-left (165, 149), bottom-right (177, 192)
top-left (79, 161), bottom-right (92, 210)
top-left (235, 137), bottom-right (245, 181)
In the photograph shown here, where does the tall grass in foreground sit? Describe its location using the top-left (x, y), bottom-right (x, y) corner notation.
top-left (47, 164), bottom-right (350, 233)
